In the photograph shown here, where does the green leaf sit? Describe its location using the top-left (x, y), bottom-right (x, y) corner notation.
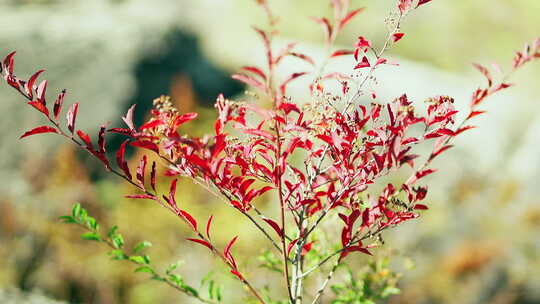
top-left (168, 273), bottom-right (183, 286)
top-left (129, 255), bottom-right (148, 264)
top-left (109, 249), bottom-right (128, 260)
top-left (135, 266), bottom-right (155, 274)
top-left (81, 232), bottom-right (101, 241)
top-left (72, 203), bottom-right (81, 218)
top-left (151, 275), bottom-right (166, 282)
top-left (59, 215), bottom-right (76, 224)
top-left (166, 261), bottom-right (183, 275)
top-left (183, 285), bottom-right (199, 297)
top-left (208, 280), bottom-right (215, 299)
top-left (133, 241), bottom-right (152, 253)
top-left (86, 217), bottom-right (99, 231)
top-left (112, 235), bottom-right (125, 249)
top-left (216, 285), bottom-right (223, 301)
top-left (107, 225), bottom-right (119, 237)
top-left (79, 209), bottom-right (88, 222)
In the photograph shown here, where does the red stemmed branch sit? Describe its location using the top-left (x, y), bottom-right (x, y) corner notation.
top-left (0, 54), bottom-right (268, 304)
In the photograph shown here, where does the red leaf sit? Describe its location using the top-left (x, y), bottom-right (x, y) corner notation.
top-left (139, 119), bottom-right (165, 130)
top-left (186, 154), bottom-right (210, 172)
top-left (212, 134), bottom-right (226, 159)
top-left (53, 89), bottom-right (66, 121)
top-left (36, 80), bottom-right (48, 104)
top-left (94, 124), bottom-right (111, 170)
top-left (280, 72), bottom-right (308, 96)
top-left (239, 179), bottom-right (255, 195)
top-left (108, 128), bottom-right (132, 136)
top-left (417, 169), bottom-right (436, 179)
top-left (136, 155), bottom-right (147, 189)
top-left (66, 102), bottom-right (79, 133)
top-left (494, 83), bottom-right (513, 92)
top-left (206, 215), bottom-right (214, 240)
top-left (354, 56), bottom-right (370, 69)
top-left (345, 245), bottom-right (372, 256)
top-left (232, 73), bottom-right (266, 91)
top-left (174, 112), bottom-right (198, 127)
top-left (311, 17), bottom-right (333, 42)
top-left (287, 238), bottom-right (299, 256)
top-left (339, 7), bottom-right (365, 30)
top-left (3, 51), bottom-right (16, 75)
top-left (437, 128), bottom-right (456, 136)
top-left (429, 144), bottom-right (453, 161)
top-left (187, 238), bottom-right (212, 250)
top-left (331, 49), bottom-right (354, 57)
top-left (341, 227), bottom-right (350, 247)
top-left (321, 72), bottom-right (352, 81)
top-left (125, 194), bottom-right (156, 200)
top-left (407, 168), bottom-right (436, 185)
top-left (256, 186), bottom-right (273, 197)
top-left (168, 179), bottom-right (178, 208)
top-left (241, 66), bottom-right (267, 81)
top-left (316, 134), bottom-right (333, 146)
top-left (414, 204), bottom-right (429, 210)
top-left (230, 270), bottom-right (244, 281)
top-left (179, 210), bottom-right (197, 231)
top-left (27, 101), bottom-right (49, 117)
top-left (76, 130), bottom-right (93, 148)
top-left (417, 0), bottom-right (433, 8)
top-left (472, 63), bottom-right (493, 87)
top-left (19, 125), bottom-right (57, 139)
top-left (289, 52), bottom-right (316, 66)
top-left (98, 124), bottom-right (107, 153)
top-left (424, 131), bottom-right (443, 139)
top-left (393, 32), bottom-right (405, 42)
top-left (122, 104), bottom-right (136, 130)
top-left (25, 69), bottom-right (44, 98)
top-left (455, 125), bottom-right (476, 136)
top-left (398, 0), bottom-right (413, 14)
top-left (150, 161), bottom-right (157, 192)
top-left (243, 128), bottom-right (275, 141)
top-left (375, 58), bottom-right (387, 66)
top-left (253, 27), bottom-right (272, 67)
top-left (262, 217), bottom-right (283, 238)
top-left (355, 36), bottom-right (372, 49)
top-left (224, 236), bottom-right (238, 260)
top-left (116, 140), bottom-right (132, 180)
top-left (130, 140), bottom-right (159, 154)
top-left (301, 242), bottom-right (314, 256)
top-left (274, 42), bottom-right (298, 65)
top-left (230, 200), bottom-right (244, 211)
top-left (467, 110), bottom-right (486, 120)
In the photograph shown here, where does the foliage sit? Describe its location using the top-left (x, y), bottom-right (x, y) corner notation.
top-left (61, 203), bottom-right (223, 304)
top-left (330, 260), bottom-right (400, 304)
top-left (1, 0), bottom-right (539, 303)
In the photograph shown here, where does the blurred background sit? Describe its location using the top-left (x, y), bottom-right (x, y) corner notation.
top-left (0, 0), bottom-right (539, 303)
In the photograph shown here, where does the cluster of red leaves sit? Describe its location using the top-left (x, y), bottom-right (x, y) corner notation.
top-left (2, 0), bottom-right (539, 302)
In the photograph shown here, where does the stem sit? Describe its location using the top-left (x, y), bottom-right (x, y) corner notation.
top-left (291, 210), bottom-right (307, 304)
top-left (244, 210), bottom-right (286, 255)
top-left (310, 256), bottom-right (341, 304)
top-left (276, 123), bottom-right (294, 303)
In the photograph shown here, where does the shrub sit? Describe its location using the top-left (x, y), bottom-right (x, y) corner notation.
top-left (1, 0), bottom-right (538, 303)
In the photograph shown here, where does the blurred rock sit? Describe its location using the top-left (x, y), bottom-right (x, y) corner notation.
top-left (0, 288), bottom-right (66, 304)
